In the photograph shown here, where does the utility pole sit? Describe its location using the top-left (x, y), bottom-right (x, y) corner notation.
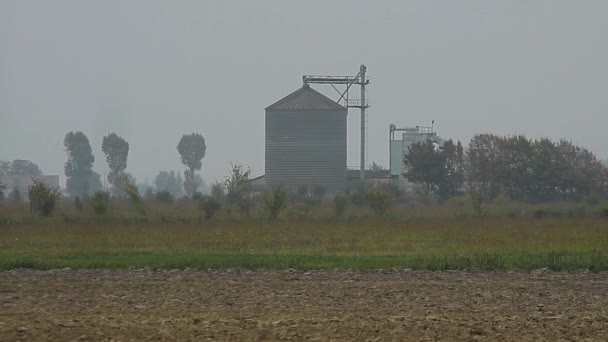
top-left (359, 65), bottom-right (367, 180)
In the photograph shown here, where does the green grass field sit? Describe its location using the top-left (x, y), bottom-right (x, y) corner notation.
top-left (2, 214), bottom-right (608, 271)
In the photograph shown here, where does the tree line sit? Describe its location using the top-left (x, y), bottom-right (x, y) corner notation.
top-left (403, 134), bottom-right (608, 203)
top-left (0, 160), bottom-right (45, 201)
top-left (0, 131), bottom-right (207, 203)
top-left (2, 131), bottom-right (608, 218)
top-left (63, 131), bottom-right (207, 199)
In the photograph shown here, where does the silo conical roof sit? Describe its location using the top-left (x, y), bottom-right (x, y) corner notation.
top-left (265, 84), bottom-right (347, 111)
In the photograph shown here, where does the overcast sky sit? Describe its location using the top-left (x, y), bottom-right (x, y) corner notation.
top-left (1, 1), bottom-right (607, 186)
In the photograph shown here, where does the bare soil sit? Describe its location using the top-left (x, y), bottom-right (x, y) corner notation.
top-left (1, 268), bottom-right (608, 341)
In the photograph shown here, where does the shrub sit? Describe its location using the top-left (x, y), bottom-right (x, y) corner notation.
top-left (574, 205), bottom-right (587, 218)
top-left (534, 208), bottom-right (547, 219)
top-left (296, 184), bottom-right (309, 203)
top-left (28, 180), bottom-right (60, 216)
top-left (585, 193), bottom-right (601, 207)
top-left (91, 191), bottom-right (110, 215)
top-left (210, 182), bottom-right (225, 203)
top-left (287, 206), bottom-right (313, 220)
top-left (124, 181), bottom-right (146, 215)
top-left (469, 191), bottom-right (486, 217)
top-left (447, 196), bottom-right (469, 208)
top-left (224, 164), bottom-right (253, 217)
top-left (333, 193), bottom-right (348, 217)
top-left (199, 196), bottom-right (221, 220)
top-left (74, 196), bottom-right (83, 211)
top-left (263, 187), bottom-right (288, 220)
top-left (144, 187), bottom-right (155, 201)
top-left (367, 188), bottom-right (393, 217)
top-left (302, 193), bottom-right (316, 208)
top-left (413, 183), bottom-right (435, 205)
top-left (347, 182), bottom-right (368, 207)
top-left (9, 187), bottom-right (22, 203)
top-left (350, 191), bottom-right (367, 207)
top-left (311, 184), bottom-right (326, 206)
top-left (0, 181), bottom-right (6, 202)
top-left (156, 190), bottom-right (174, 203)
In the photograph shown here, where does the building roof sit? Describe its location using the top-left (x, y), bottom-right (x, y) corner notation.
top-left (266, 84), bottom-right (347, 111)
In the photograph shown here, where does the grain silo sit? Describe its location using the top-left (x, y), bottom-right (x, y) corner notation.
top-left (265, 84), bottom-right (347, 193)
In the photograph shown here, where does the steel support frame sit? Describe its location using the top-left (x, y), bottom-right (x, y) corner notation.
top-left (302, 65), bottom-right (370, 180)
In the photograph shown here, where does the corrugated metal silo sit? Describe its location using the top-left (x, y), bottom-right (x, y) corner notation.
top-left (265, 84), bottom-right (347, 193)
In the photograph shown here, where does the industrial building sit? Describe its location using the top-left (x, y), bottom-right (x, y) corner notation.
top-left (263, 84), bottom-right (348, 193)
top-left (389, 124), bottom-right (444, 188)
top-left (253, 65), bottom-right (445, 194)
top-left (252, 65), bottom-right (370, 194)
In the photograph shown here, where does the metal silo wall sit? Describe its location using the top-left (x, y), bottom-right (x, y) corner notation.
top-left (265, 110), bottom-right (347, 193)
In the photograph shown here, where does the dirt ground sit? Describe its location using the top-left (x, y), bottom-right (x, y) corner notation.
top-left (1, 268), bottom-right (608, 341)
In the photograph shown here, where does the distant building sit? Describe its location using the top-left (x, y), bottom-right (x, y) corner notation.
top-left (389, 125), bottom-right (444, 189)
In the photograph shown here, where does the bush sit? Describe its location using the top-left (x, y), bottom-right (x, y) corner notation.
top-left (447, 196), bottom-right (469, 208)
top-left (575, 205), bottom-right (587, 218)
top-left (124, 181), bottom-right (146, 215)
top-left (210, 182), bottom-right (225, 203)
top-left (9, 187), bottom-right (22, 203)
top-left (74, 196), bottom-right (83, 211)
top-left (469, 192), bottom-right (486, 217)
top-left (224, 164), bottom-right (253, 217)
top-left (156, 190), bottom-right (174, 203)
top-left (91, 191), bottom-right (110, 215)
top-left (0, 181), bottom-right (6, 202)
top-left (311, 184), bottom-right (326, 206)
top-left (28, 180), bottom-right (60, 216)
top-left (367, 188), bottom-right (393, 217)
top-left (296, 184), bottom-right (309, 203)
top-left (347, 182), bottom-right (368, 207)
top-left (585, 193), bottom-right (601, 207)
top-left (144, 187), bottom-right (155, 201)
top-left (333, 193), bottom-right (348, 217)
top-left (413, 183), bottom-right (435, 205)
top-left (199, 196), bottom-right (221, 220)
top-left (534, 208), bottom-right (547, 219)
top-left (263, 187), bottom-right (288, 220)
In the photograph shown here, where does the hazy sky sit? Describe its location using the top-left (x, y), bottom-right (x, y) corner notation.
top-left (1, 1), bottom-right (607, 186)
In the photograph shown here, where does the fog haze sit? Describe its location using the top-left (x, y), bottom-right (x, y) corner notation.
top-left (1, 1), bottom-right (607, 185)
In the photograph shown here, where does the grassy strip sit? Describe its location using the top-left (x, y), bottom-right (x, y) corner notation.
top-left (1, 217), bottom-right (608, 271)
top-left (2, 250), bottom-right (608, 272)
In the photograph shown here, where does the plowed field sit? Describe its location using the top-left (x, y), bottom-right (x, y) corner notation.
top-left (1, 269), bottom-right (607, 341)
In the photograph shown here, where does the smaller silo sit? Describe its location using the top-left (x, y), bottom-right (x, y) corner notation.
top-left (265, 84), bottom-right (347, 193)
